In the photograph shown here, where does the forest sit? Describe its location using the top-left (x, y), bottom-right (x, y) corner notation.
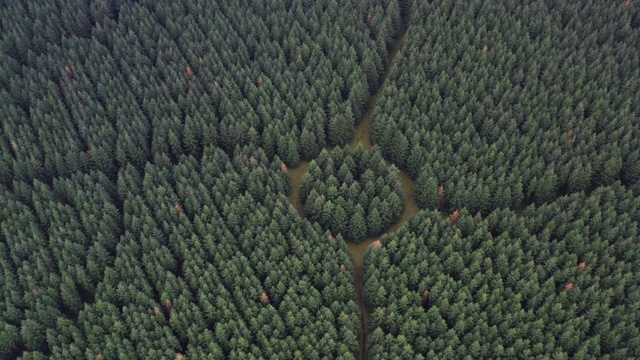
top-left (300, 145), bottom-right (405, 242)
top-left (0, 0), bottom-right (638, 359)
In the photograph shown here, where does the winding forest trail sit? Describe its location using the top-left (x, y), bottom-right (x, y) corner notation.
top-left (287, 23), bottom-right (413, 360)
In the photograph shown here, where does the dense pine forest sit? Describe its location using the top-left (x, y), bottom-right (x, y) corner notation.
top-left (0, 0), bottom-right (638, 359)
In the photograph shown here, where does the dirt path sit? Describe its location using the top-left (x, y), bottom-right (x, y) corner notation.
top-left (286, 23), bottom-right (411, 360)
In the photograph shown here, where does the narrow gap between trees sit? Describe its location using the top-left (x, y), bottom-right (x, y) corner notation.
top-left (286, 18), bottom-right (411, 360)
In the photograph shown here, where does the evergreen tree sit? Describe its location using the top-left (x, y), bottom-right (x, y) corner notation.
top-left (414, 170), bottom-right (438, 209)
top-left (349, 206), bottom-right (367, 241)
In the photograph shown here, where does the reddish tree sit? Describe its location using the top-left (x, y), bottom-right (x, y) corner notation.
top-left (422, 290), bottom-right (430, 300)
top-left (327, 234), bottom-right (334, 242)
top-left (625, 0), bottom-right (631, 8)
top-left (566, 129), bottom-right (576, 144)
top-left (198, 56), bottom-right (204, 65)
top-left (65, 65), bottom-right (75, 79)
top-left (366, 12), bottom-right (373, 27)
top-left (450, 209), bottom-right (460, 223)
top-left (97, 354), bottom-right (103, 359)
top-left (578, 262), bottom-right (587, 270)
top-left (260, 292), bottom-right (269, 304)
top-left (280, 162), bottom-right (288, 173)
top-left (165, 298), bottom-right (173, 312)
top-left (257, 76), bottom-right (264, 86)
top-left (154, 306), bottom-right (162, 316)
top-left (175, 354), bottom-right (186, 360)
top-left (340, 264), bottom-right (346, 272)
top-left (186, 65), bottom-right (194, 78)
top-left (483, 44), bottom-right (489, 55)
top-left (370, 240), bottom-right (383, 250)
top-left (174, 204), bottom-right (183, 214)
top-left (564, 283), bottom-right (574, 292)
top-left (249, 156), bottom-right (256, 164)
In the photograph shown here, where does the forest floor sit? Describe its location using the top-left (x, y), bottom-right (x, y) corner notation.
top-left (286, 22), bottom-right (412, 360)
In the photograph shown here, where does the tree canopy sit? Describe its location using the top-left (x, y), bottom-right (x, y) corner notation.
top-left (365, 184), bottom-right (640, 359)
top-left (300, 145), bottom-right (404, 242)
top-left (0, 0), bottom-right (638, 358)
top-left (0, 0), bottom-right (406, 357)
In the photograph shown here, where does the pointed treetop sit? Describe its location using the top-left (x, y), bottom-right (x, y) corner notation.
top-left (566, 129), bottom-right (576, 144)
top-left (65, 65), bottom-right (75, 78)
top-left (174, 204), bottom-right (183, 214)
top-left (450, 209), bottom-right (460, 223)
top-left (564, 283), bottom-right (574, 292)
top-left (260, 292), bottom-right (269, 304)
